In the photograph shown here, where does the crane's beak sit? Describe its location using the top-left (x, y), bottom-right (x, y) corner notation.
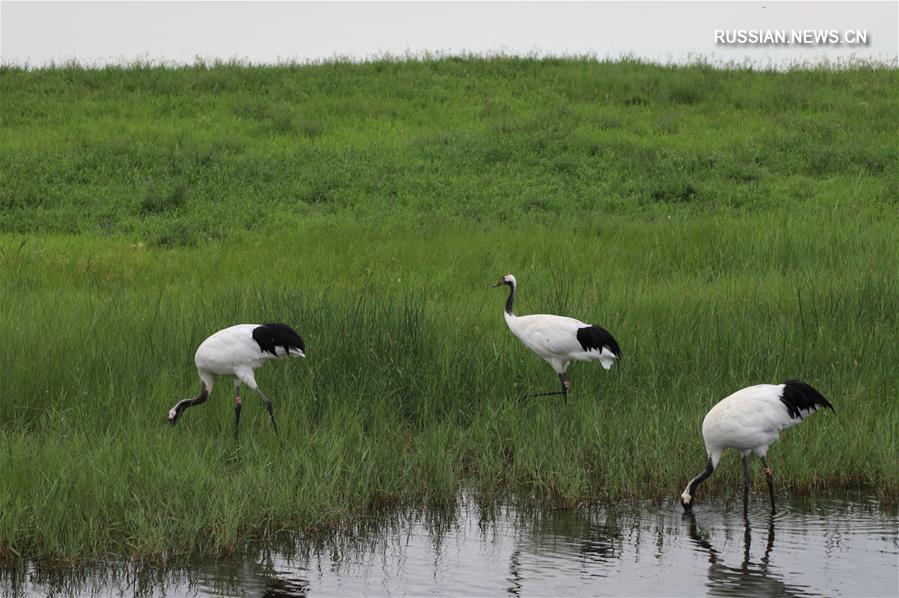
top-left (492, 280), bottom-right (504, 288)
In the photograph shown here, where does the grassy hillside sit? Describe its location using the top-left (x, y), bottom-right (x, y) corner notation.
top-left (0, 59), bottom-right (896, 561)
top-left (1, 59), bottom-right (895, 241)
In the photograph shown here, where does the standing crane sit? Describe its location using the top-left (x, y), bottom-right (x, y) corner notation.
top-left (680, 380), bottom-right (834, 513)
top-left (168, 323), bottom-right (305, 435)
top-left (494, 274), bottom-right (620, 399)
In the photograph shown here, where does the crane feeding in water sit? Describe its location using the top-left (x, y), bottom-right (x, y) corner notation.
top-left (680, 379), bottom-right (834, 513)
top-left (493, 273), bottom-right (620, 400)
top-left (168, 323), bottom-right (305, 435)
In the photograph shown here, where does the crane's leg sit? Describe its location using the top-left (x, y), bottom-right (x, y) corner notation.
top-left (520, 368), bottom-right (570, 400)
top-left (168, 382), bottom-right (210, 425)
top-left (235, 369), bottom-right (278, 435)
top-left (520, 387), bottom-right (566, 400)
top-left (760, 456), bottom-right (775, 513)
top-left (253, 387), bottom-right (279, 435)
top-left (741, 454), bottom-right (751, 512)
top-left (233, 378), bottom-right (242, 437)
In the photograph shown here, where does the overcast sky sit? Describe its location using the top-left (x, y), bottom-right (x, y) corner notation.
top-left (1, 1), bottom-right (896, 68)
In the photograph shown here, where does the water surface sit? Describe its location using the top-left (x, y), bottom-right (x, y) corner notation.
top-left (3, 495), bottom-right (897, 597)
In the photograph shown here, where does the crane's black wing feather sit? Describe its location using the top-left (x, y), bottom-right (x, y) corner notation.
top-left (576, 325), bottom-right (621, 358)
top-left (780, 380), bottom-right (833, 419)
top-left (252, 323), bottom-right (305, 356)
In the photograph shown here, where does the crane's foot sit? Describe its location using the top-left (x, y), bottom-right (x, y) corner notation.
top-left (519, 390), bottom-right (566, 401)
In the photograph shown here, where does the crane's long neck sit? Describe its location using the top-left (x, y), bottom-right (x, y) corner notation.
top-left (504, 281), bottom-right (516, 316)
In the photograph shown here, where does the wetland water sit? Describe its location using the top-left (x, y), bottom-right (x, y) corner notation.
top-left (3, 496), bottom-right (897, 597)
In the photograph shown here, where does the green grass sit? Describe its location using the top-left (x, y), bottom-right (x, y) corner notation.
top-left (0, 58), bottom-right (896, 562)
top-left (1, 58), bottom-right (896, 242)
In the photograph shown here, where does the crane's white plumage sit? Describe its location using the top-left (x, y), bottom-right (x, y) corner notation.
top-left (701, 384), bottom-right (804, 464)
top-left (168, 322), bottom-right (305, 433)
top-left (495, 274), bottom-right (620, 399)
top-left (681, 380), bottom-right (833, 512)
top-left (505, 312), bottom-right (619, 372)
top-left (193, 324), bottom-right (304, 388)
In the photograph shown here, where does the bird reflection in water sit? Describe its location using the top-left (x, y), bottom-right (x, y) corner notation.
top-left (683, 510), bottom-right (810, 597)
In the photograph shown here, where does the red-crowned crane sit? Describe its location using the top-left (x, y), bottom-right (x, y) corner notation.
top-left (168, 323), bottom-right (305, 435)
top-left (493, 273), bottom-right (621, 399)
top-left (680, 380), bottom-right (834, 513)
